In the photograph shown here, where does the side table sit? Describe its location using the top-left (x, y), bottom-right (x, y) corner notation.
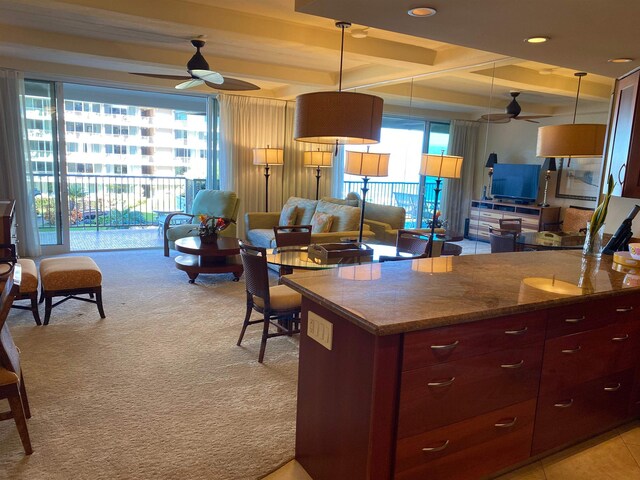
top-left (174, 236), bottom-right (243, 283)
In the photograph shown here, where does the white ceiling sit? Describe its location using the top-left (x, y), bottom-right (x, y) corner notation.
top-left (0, 0), bottom-right (627, 119)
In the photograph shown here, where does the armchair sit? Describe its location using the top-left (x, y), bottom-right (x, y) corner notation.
top-left (163, 190), bottom-right (240, 256)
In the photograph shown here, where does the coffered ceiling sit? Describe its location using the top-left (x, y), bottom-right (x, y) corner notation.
top-left (0, 0), bottom-right (631, 120)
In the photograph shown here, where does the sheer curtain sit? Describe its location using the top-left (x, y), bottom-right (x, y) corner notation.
top-left (442, 120), bottom-right (479, 236)
top-left (0, 69), bottom-right (41, 257)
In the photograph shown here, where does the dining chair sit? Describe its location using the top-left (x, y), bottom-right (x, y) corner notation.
top-left (489, 227), bottom-right (517, 253)
top-left (379, 229), bottom-right (431, 262)
top-left (237, 241), bottom-right (301, 363)
top-left (499, 218), bottom-right (522, 234)
top-left (0, 263), bottom-right (34, 454)
top-left (441, 242), bottom-right (463, 256)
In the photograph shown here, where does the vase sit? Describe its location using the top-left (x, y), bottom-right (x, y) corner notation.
top-left (199, 232), bottom-right (218, 244)
top-left (582, 223), bottom-right (604, 258)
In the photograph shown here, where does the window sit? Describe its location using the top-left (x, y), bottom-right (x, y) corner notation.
top-left (174, 148), bottom-right (192, 158)
top-left (175, 129), bottom-right (187, 140)
top-left (174, 111), bottom-right (187, 121)
top-left (113, 164), bottom-right (128, 174)
top-left (141, 165), bottom-right (154, 175)
top-left (141, 146), bottom-right (154, 156)
top-left (174, 166), bottom-right (187, 176)
top-left (67, 142), bottom-right (79, 153)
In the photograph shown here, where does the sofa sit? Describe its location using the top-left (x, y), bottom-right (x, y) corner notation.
top-left (245, 196), bottom-right (375, 249)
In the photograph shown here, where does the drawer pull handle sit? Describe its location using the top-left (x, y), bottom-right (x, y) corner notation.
top-left (554, 399), bottom-right (574, 408)
top-left (612, 334), bottom-right (629, 342)
top-left (605, 383), bottom-right (622, 392)
top-left (430, 340), bottom-right (459, 351)
top-left (616, 307), bottom-right (634, 313)
top-left (565, 316), bottom-right (585, 323)
top-left (501, 360), bottom-right (524, 369)
top-left (495, 417), bottom-right (517, 428)
top-left (561, 346), bottom-right (582, 354)
top-left (422, 440), bottom-right (450, 452)
top-left (504, 327), bottom-right (528, 335)
top-left (427, 377), bottom-right (455, 387)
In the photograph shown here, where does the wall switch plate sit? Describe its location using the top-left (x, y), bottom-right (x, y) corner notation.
top-left (308, 311), bottom-right (333, 351)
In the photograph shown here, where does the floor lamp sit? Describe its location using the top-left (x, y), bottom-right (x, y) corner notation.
top-left (420, 151), bottom-right (464, 257)
top-left (304, 149), bottom-right (333, 200)
top-left (539, 157), bottom-right (556, 207)
top-left (252, 146), bottom-right (284, 212)
top-left (345, 150), bottom-right (390, 243)
top-left (485, 153), bottom-right (497, 200)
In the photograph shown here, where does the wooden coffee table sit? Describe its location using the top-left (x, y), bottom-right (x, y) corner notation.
top-left (174, 236), bottom-right (243, 283)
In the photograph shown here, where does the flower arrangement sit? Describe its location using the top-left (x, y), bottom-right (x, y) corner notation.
top-left (427, 210), bottom-right (447, 229)
top-left (194, 215), bottom-right (233, 243)
top-left (583, 173), bottom-right (614, 257)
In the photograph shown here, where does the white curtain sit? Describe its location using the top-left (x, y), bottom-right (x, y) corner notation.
top-left (218, 94), bottom-right (334, 237)
top-left (0, 69), bottom-right (41, 257)
top-left (442, 120), bottom-right (479, 236)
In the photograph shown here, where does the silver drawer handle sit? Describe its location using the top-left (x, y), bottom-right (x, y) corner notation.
top-left (565, 316), bottom-right (585, 323)
top-left (430, 340), bottom-right (459, 351)
top-left (504, 327), bottom-right (528, 335)
top-left (605, 383), bottom-right (622, 392)
top-left (612, 334), bottom-right (629, 342)
top-left (422, 440), bottom-right (449, 452)
top-left (616, 307), bottom-right (634, 313)
top-left (500, 360), bottom-right (524, 369)
top-left (554, 399), bottom-right (574, 408)
top-left (427, 377), bottom-right (455, 387)
top-left (561, 346), bottom-right (582, 354)
top-left (495, 417), bottom-right (517, 428)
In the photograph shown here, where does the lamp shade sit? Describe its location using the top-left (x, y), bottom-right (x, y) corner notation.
top-left (536, 124), bottom-right (606, 158)
top-left (345, 151), bottom-right (389, 177)
top-left (485, 153), bottom-right (498, 168)
top-left (303, 150), bottom-right (333, 168)
top-left (420, 154), bottom-right (464, 179)
top-left (252, 147), bottom-right (284, 165)
top-left (542, 157), bottom-right (557, 172)
top-left (294, 91), bottom-right (384, 145)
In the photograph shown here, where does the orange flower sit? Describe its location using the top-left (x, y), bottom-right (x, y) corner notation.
top-left (198, 214), bottom-right (208, 224)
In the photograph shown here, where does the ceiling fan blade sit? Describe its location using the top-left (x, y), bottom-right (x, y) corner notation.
top-left (130, 73), bottom-right (190, 81)
top-left (176, 79), bottom-right (204, 90)
top-left (190, 69), bottom-right (224, 84)
top-left (480, 113), bottom-right (512, 123)
top-left (516, 115), bottom-right (552, 121)
top-left (205, 78), bottom-right (260, 91)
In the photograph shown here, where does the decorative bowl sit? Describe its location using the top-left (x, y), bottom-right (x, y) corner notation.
top-left (628, 243), bottom-right (640, 260)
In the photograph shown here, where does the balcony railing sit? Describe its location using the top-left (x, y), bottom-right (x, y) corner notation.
top-left (33, 173), bottom-right (205, 230)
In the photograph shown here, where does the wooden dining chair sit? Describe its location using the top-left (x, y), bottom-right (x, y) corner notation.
top-left (379, 229), bottom-right (431, 262)
top-left (273, 225), bottom-right (312, 277)
top-left (0, 263), bottom-right (34, 454)
top-left (489, 227), bottom-right (517, 253)
top-left (237, 241), bottom-right (301, 363)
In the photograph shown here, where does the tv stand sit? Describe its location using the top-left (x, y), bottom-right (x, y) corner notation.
top-left (468, 199), bottom-right (560, 242)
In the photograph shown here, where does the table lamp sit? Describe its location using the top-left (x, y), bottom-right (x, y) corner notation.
top-left (252, 145), bottom-right (284, 212)
top-left (345, 150), bottom-right (390, 242)
top-left (539, 157), bottom-right (556, 207)
top-left (419, 150), bottom-right (464, 256)
top-left (303, 149), bottom-right (333, 200)
top-left (485, 153), bottom-right (498, 200)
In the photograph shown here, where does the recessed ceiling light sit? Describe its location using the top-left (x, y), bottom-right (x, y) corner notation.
top-left (408, 7), bottom-right (437, 17)
top-left (608, 58), bottom-right (633, 63)
top-left (525, 36), bottom-right (550, 44)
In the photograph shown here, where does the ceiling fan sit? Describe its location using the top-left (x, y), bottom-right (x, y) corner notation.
top-left (480, 92), bottom-right (551, 123)
top-left (130, 38), bottom-right (260, 92)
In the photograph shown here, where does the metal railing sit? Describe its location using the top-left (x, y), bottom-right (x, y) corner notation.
top-left (33, 173), bottom-right (205, 230)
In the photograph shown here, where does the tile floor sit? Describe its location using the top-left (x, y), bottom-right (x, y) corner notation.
top-left (265, 420), bottom-right (640, 479)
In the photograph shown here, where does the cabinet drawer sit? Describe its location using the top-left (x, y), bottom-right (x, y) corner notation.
top-left (398, 343), bottom-right (543, 437)
top-left (540, 319), bottom-right (640, 394)
top-left (403, 312), bottom-right (546, 370)
top-left (395, 399), bottom-right (535, 480)
top-left (545, 296), bottom-right (640, 338)
top-left (532, 369), bottom-right (633, 455)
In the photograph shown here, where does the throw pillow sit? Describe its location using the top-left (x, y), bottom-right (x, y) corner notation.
top-left (310, 212), bottom-right (334, 233)
top-left (279, 204), bottom-right (298, 226)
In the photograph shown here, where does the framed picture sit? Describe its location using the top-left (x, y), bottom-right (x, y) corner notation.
top-left (555, 158), bottom-right (601, 201)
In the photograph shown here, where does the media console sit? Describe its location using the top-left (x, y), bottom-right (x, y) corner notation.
top-left (468, 199), bottom-right (560, 242)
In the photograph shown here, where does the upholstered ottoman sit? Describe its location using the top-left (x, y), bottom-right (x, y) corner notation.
top-left (12, 259), bottom-right (41, 325)
top-left (39, 256), bottom-right (105, 325)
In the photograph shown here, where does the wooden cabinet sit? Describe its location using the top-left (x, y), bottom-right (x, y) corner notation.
top-left (468, 200), bottom-right (560, 242)
top-left (606, 69), bottom-right (640, 198)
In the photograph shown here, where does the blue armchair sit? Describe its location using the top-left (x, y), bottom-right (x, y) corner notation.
top-left (163, 190), bottom-right (240, 256)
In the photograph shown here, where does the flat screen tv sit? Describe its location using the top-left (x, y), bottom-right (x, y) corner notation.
top-left (491, 163), bottom-right (541, 203)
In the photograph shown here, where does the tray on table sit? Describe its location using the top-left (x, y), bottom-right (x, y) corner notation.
top-left (307, 242), bottom-right (374, 265)
top-left (536, 231), bottom-right (585, 247)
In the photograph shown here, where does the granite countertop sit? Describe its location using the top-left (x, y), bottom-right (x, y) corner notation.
top-left (281, 250), bottom-right (640, 335)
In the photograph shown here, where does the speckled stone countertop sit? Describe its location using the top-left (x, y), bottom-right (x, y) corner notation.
top-left (281, 250), bottom-right (640, 335)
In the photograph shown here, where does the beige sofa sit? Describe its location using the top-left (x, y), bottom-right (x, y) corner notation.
top-left (244, 196), bottom-right (375, 249)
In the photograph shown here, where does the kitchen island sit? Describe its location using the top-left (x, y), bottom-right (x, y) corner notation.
top-left (282, 250), bottom-right (640, 480)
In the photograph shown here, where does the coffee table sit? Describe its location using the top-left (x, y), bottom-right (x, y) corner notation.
top-left (174, 236), bottom-right (243, 283)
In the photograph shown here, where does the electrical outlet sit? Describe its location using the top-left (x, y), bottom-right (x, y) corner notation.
top-left (307, 311), bottom-right (333, 351)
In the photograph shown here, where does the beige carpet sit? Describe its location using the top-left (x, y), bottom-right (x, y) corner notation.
top-left (0, 249), bottom-right (298, 480)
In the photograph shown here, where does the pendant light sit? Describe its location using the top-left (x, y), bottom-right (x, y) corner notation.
top-left (294, 21), bottom-right (384, 154)
top-left (536, 72), bottom-right (606, 158)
